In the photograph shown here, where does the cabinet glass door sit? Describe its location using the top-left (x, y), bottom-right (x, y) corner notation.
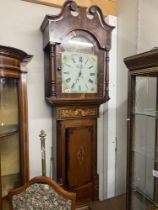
top-left (0, 77), bottom-right (21, 209)
top-left (131, 76), bottom-right (158, 210)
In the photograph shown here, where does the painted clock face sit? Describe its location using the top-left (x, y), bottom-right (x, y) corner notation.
top-left (62, 51), bottom-right (98, 93)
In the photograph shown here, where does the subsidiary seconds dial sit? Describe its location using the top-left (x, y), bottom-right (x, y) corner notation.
top-left (62, 51), bottom-right (98, 93)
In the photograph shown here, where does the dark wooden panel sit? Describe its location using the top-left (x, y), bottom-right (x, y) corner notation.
top-left (66, 126), bottom-right (92, 187)
top-left (57, 118), bottom-right (98, 202)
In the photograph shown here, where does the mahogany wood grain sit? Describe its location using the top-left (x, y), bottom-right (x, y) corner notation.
top-left (41, 1), bottom-right (113, 203)
top-left (41, 0), bottom-right (114, 106)
top-left (0, 45), bottom-right (33, 207)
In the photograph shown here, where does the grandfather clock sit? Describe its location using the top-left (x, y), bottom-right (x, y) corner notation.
top-left (41, 0), bottom-right (114, 203)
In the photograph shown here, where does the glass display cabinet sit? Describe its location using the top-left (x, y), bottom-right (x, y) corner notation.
top-left (0, 45), bottom-right (32, 209)
top-left (124, 49), bottom-right (158, 210)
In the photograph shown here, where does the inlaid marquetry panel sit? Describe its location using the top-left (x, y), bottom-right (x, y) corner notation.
top-left (56, 107), bottom-right (99, 119)
top-left (57, 118), bottom-right (98, 202)
top-left (66, 126), bottom-right (92, 187)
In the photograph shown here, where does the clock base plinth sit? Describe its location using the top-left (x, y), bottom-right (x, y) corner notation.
top-left (70, 175), bottom-right (99, 204)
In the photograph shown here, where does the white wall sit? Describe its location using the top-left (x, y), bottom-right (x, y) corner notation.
top-left (107, 16), bottom-right (117, 198)
top-left (137, 0), bottom-right (158, 53)
top-left (0, 0), bottom-right (60, 178)
top-left (97, 16), bottom-right (117, 200)
top-left (116, 0), bottom-right (138, 195)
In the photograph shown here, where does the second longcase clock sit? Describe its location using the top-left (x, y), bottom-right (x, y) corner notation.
top-left (41, 0), bottom-right (114, 203)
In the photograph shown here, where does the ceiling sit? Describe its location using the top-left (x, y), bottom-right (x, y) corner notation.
top-left (22, 0), bottom-right (116, 16)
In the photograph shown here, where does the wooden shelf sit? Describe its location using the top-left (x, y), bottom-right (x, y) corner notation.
top-left (133, 111), bottom-right (158, 119)
top-left (0, 125), bottom-right (18, 138)
top-left (1, 173), bottom-right (20, 197)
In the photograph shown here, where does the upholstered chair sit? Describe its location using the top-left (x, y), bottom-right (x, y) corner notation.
top-left (8, 176), bottom-right (76, 210)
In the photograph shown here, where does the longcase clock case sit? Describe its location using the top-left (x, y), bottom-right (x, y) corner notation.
top-left (124, 49), bottom-right (158, 210)
top-left (41, 0), bottom-right (114, 203)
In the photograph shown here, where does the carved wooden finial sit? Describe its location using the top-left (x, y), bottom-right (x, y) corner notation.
top-left (41, 0), bottom-right (114, 50)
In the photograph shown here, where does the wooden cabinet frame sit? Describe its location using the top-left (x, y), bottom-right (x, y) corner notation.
top-left (0, 45), bottom-right (32, 209)
top-left (124, 49), bottom-right (158, 210)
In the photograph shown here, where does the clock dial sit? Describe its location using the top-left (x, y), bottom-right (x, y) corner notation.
top-left (62, 51), bottom-right (98, 93)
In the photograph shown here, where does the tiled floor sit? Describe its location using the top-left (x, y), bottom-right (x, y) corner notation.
top-left (90, 194), bottom-right (126, 210)
top-left (78, 194), bottom-right (126, 210)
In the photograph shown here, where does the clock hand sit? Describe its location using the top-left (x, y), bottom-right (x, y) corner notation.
top-left (76, 65), bottom-right (82, 81)
top-left (71, 83), bottom-right (75, 88)
top-left (71, 69), bottom-right (82, 89)
top-left (78, 70), bottom-right (82, 78)
top-left (71, 64), bottom-right (83, 89)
